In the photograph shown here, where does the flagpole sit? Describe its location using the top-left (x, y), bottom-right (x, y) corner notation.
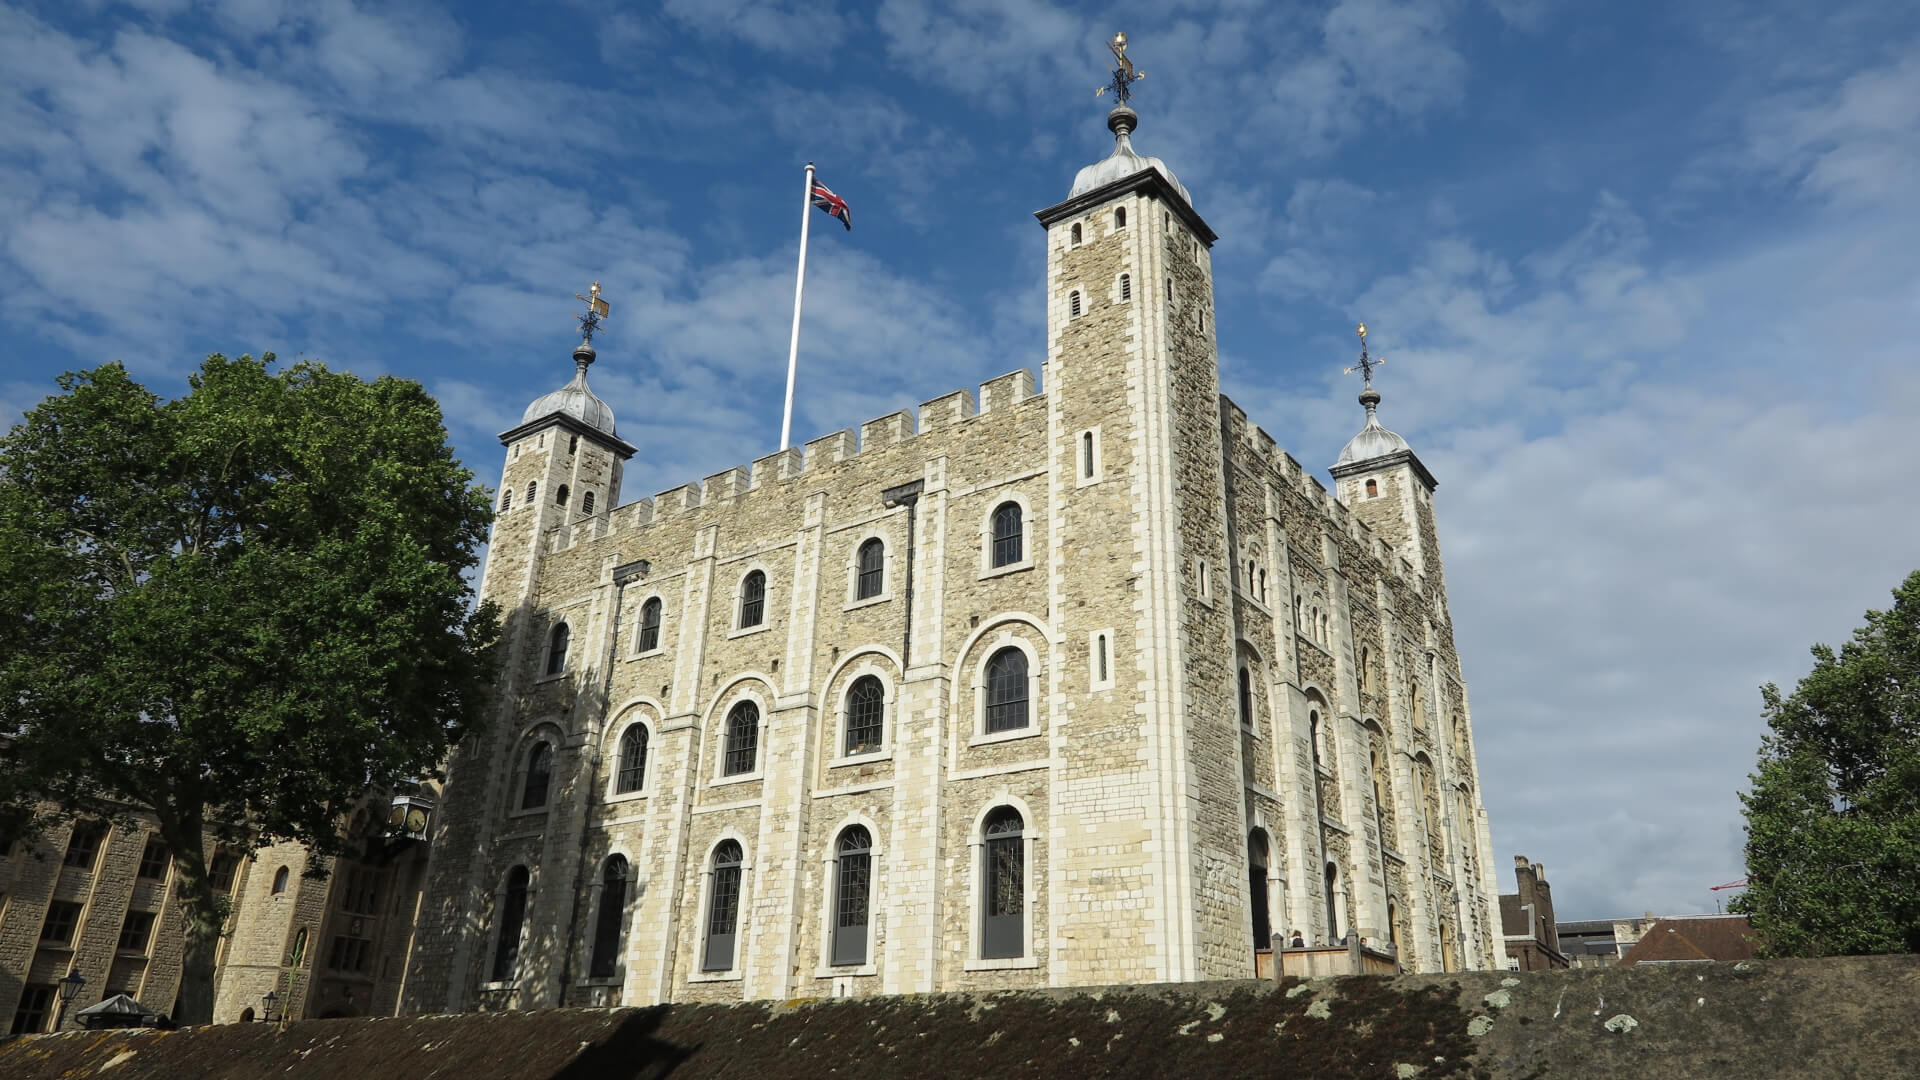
top-left (780, 162), bottom-right (816, 450)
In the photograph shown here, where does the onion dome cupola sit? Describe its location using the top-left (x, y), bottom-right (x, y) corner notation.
top-left (496, 282), bottom-right (638, 461)
top-left (1328, 324), bottom-right (1436, 491)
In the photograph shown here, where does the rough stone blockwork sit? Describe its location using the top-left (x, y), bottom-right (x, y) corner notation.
top-left (3, 956), bottom-right (1914, 1080)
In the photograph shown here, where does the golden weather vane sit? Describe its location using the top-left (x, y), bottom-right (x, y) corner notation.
top-left (574, 281), bottom-right (611, 344)
top-left (1095, 31), bottom-right (1145, 103)
top-left (1343, 323), bottom-right (1384, 387)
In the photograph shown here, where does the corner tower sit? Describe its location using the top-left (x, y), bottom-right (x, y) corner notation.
top-left (1328, 333), bottom-right (1440, 586)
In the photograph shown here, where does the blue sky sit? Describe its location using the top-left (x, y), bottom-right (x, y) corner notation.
top-left (5, 0), bottom-right (1919, 922)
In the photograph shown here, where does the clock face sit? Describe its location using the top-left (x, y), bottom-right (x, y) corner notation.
top-left (405, 808), bottom-right (429, 833)
top-left (387, 806), bottom-right (406, 827)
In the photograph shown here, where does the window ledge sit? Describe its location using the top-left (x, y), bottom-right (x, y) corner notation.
top-left (709, 771), bottom-right (764, 789)
top-left (688, 969), bottom-right (742, 983)
top-left (827, 749), bottom-right (891, 769)
top-left (964, 956), bottom-right (1040, 971)
top-left (478, 981), bottom-right (518, 994)
top-left (626, 648), bottom-right (666, 662)
top-left (842, 593), bottom-right (892, 612)
top-left (726, 623), bottom-right (773, 641)
top-left (978, 560), bottom-right (1034, 581)
top-left (574, 976), bottom-right (622, 988)
top-left (968, 726), bottom-right (1041, 749)
top-left (604, 789), bottom-right (649, 805)
top-left (505, 805), bottom-right (552, 820)
top-left (815, 963), bottom-right (878, 978)
top-left (531, 670), bottom-right (571, 685)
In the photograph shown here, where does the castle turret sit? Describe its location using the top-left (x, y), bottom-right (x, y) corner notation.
top-left (1329, 350), bottom-right (1440, 586)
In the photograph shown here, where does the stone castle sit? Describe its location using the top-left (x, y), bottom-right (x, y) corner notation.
top-left (1, 102), bottom-right (1503, 1030)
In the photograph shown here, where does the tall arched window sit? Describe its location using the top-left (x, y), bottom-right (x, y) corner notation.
top-left (981, 807), bottom-right (1025, 959)
top-left (568, 434), bottom-right (579, 456)
top-left (984, 648), bottom-right (1029, 733)
top-left (1238, 666), bottom-right (1254, 730)
top-left (526, 480), bottom-right (538, 505)
top-left (500, 488), bottom-right (513, 512)
top-left (703, 841), bottom-right (744, 971)
top-left (1082, 431), bottom-right (1095, 477)
top-left (1324, 862), bottom-right (1341, 942)
top-left (636, 597), bottom-right (662, 653)
top-left (723, 701), bottom-right (759, 775)
top-left (589, 856), bottom-right (628, 978)
top-left (1248, 832), bottom-right (1272, 950)
top-left (545, 622), bottom-right (570, 676)
top-left (521, 741), bottom-right (553, 809)
top-left (1410, 680), bottom-right (1424, 729)
top-left (1119, 273), bottom-right (1131, 300)
top-left (1114, 207), bottom-right (1126, 228)
top-left (990, 502), bottom-right (1023, 567)
top-left (555, 483), bottom-right (570, 507)
top-left (856, 538), bottom-right (885, 600)
top-left (1387, 902), bottom-right (1401, 954)
top-left (492, 866), bottom-right (530, 982)
top-left (844, 675), bottom-right (885, 756)
top-left (738, 570), bottom-right (766, 628)
top-left (1309, 710), bottom-right (1324, 768)
top-left (582, 491), bottom-right (595, 515)
top-left (271, 866), bottom-right (290, 895)
top-left (831, 825), bottom-right (873, 966)
top-left (616, 725), bottom-right (649, 794)
top-left (1069, 223), bottom-right (1082, 246)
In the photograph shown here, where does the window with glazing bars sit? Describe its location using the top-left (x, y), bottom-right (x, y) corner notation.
top-left (63, 826), bottom-right (102, 870)
top-left (492, 866), bottom-right (530, 982)
top-left (545, 622), bottom-right (570, 676)
top-left (703, 841), bottom-right (743, 971)
top-left (521, 741), bottom-right (553, 809)
top-left (984, 648), bottom-right (1029, 733)
top-left (856, 538), bottom-right (884, 600)
top-left (590, 856), bottom-right (628, 978)
top-left (10, 985), bottom-right (53, 1035)
top-left (981, 807), bottom-right (1024, 959)
top-left (990, 502), bottom-right (1022, 567)
top-left (616, 725), bottom-right (648, 793)
top-left (136, 837), bottom-right (169, 879)
top-left (723, 701), bottom-right (759, 775)
top-left (636, 597), bottom-right (662, 652)
top-left (40, 901), bottom-right (81, 945)
top-left (209, 852), bottom-right (238, 892)
top-left (1238, 667), bottom-right (1254, 729)
top-left (844, 676), bottom-right (884, 756)
top-left (832, 826), bottom-right (872, 966)
top-left (739, 570), bottom-right (766, 627)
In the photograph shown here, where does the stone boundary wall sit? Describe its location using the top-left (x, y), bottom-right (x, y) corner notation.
top-left (2, 956), bottom-right (1913, 1079)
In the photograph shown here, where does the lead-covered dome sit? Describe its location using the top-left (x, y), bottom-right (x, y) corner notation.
top-left (1068, 106), bottom-right (1192, 207)
top-left (1335, 387), bottom-right (1411, 467)
top-left (522, 343), bottom-right (617, 435)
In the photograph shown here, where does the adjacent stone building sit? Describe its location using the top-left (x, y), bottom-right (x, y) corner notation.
top-left (398, 103), bottom-right (1507, 1012)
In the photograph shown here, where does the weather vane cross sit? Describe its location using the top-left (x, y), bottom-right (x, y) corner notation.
top-left (1095, 31), bottom-right (1145, 104)
top-left (574, 281), bottom-right (611, 345)
top-left (1343, 323), bottom-right (1384, 387)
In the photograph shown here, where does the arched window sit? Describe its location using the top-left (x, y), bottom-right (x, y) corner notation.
top-left (831, 825), bottom-right (873, 966)
top-left (271, 866), bottom-right (290, 895)
top-left (1082, 431), bottom-right (1095, 477)
top-left (1365, 478), bottom-right (1378, 498)
top-left (555, 483), bottom-right (570, 507)
top-left (738, 570), bottom-right (767, 628)
top-left (723, 701), bottom-right (759, 775)
top-left (1069, 290), bottom-right (1082, 318)
top-left (1410, 680), bottom-right (1424, 729)
top-left (1258, 568), bottom-right (1268, 602)
top-left (568, 434), bottom-right (579, 456)
top-left (844, 675), bottom-right (885, 756)
top-left (492, 866), bottom-right (530, 982)
top-left (1324, 862), bottom-right (1341, 942)
top-left (521, 741), bottom-right (553, 809)
top-left (1309, 709), bottom-right (1324, 768)
top-left (856, 538), bottom-right (885, 600)
top-left (636, 597), bottom-right (662, 653)
top-left (1119, 273), bottom-right (1131, 300)
top-left (1248, 832), bottom-right (1272, 949)
top-left (1069, 223), bottom-right (1082, 246)
top-left (582, 491), bottom-right (595, 515)
top-left (1387, 902), bottom-right (1401, 953)
top-left (526, 480), bottom-right (538, 505)
top-left (1165, 276), bottom-right (1172, 302)
top-left (981, 807), bottom-right (1025, 959)
top-left (1114, 207), bottom-right (1126, 228)
top-left (589, 856), bottom-right (628, 978)
top-left (500, 488), bottom-right (513, 513)
top-left (1238, 666), bottom-right (1254, 730)
top-left (616, 725), bottom-right (649, 794)
top-left (984, 647), bottom-right (1029, 733)
top-left (1095, 632), bottom-right (1109, 684)
top-left (703, 841), bottom-right (744, 971)
top-left (545, 622), bottom-right (570, 676)
top-left (990, 502), bottom-right (1023, 567)
top-left (1360, 646), bottom-right (1372, 694)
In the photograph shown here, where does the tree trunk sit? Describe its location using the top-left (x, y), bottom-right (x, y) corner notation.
top-left (159, 817), bottom-right (223, 1026)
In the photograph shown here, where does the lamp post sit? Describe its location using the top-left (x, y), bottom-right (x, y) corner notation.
top-left (53, 970), bottom-right (85, 1032)
top-left (260, 991), bottom-right (279, 1023)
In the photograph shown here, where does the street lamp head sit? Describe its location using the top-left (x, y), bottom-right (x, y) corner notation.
top-left (57, 970), bottom-right (85, 1003)
top-left (261, 990), bottom-right (279, 1021)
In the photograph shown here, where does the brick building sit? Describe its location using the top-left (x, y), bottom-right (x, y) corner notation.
top-left (1498, 855), bottom-right (1568, 971)
top-left (399, 102), bottom-right (1505, 1012)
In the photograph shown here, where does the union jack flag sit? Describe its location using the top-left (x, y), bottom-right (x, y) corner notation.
top-left (810, 179), bottom-right (852, 231)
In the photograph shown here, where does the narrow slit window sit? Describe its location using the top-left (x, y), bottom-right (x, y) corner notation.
top-left (1070, 223), bottom-right (1082, 246)
top-left (500, 489), bottom-right (513, 512)
top-left (1069, 290), bottom-right (1081, 318)
top-left (582, 491), bottom-right (595, 515)
top-left (1114, 207), bottom-right (1126, 228)
top-left (1096, 634), bottom-right (1109, 683)
top-left (568, 434), bottom-right (579, 456)
top-left (555, 483), bottom-right (569, 507)
top-left (1238, 667), bottom-right (1254, 729)
top-left (526, 480), bottom-right (538, 505)
top-left (1119, 273), bottom-right (1131, 300)
top-left (1082, 431), bottom-right (1095, 477)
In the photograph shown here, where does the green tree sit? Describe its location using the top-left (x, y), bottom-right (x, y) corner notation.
top-left (1732, 570), bottom-right (1920, 956)
top-left (0, 354), bottom-right (499, 1024)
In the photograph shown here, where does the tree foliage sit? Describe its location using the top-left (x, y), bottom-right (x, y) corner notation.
top-left (0, 355), bottom-right (499, 1023)
top-left (1732, 570), bottom-right (1920, 956)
